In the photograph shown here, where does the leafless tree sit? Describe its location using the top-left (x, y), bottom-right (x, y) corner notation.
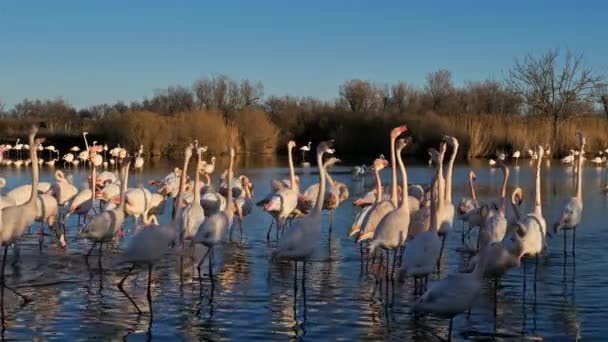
top-left (595, 82), bottom-right (608, 118)
top-left (339, 79), bottom-right (379, 112)
top-left (506, 49), bottom-right (602, 147)
top-left (390, 82), bottom-right (418, 113)
top-left (0, 99), bottom-right (5, 115)
top-left (425, 69), bottom-right (453, 110)
top-left (240, 80), bottom-right (264, 106)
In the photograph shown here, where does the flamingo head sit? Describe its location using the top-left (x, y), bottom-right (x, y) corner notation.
top-left (443, 135), bottom-right (459, 148)
top-left (390, 125), bottom-right (408, 139)
top-left (372, 158), bottom-right (389, 171)
top-left (263, 196), bottom-right (281, 212)
top-left (287, 140), bottom-right (296, 149)
top-left (317, 140), bottom-right (334, 155)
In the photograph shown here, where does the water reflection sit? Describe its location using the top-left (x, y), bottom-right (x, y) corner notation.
top-left (0, 159), bottom-right (605, 339)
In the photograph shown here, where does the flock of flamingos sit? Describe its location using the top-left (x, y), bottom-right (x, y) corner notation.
top-left (0, 124), bottom-right (588, 340)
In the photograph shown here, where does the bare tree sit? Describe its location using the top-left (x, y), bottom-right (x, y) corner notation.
top-left (339, 79), bottom-right (379, 112)
top-left (0, 99), bottom-right (5, 115)
top-left (506, 49), bottom-right (602, 148)
top-left (425, 69), bottom-right (453, 111)
top-left (240, 80), bottom-right (264, 106)
top-left (390, 82), bottom-right (418, 113)
top-left (595, 82), bottom-right (608, 118)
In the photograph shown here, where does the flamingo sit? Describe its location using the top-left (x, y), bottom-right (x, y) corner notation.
top-left (561, 150), bottom-right (575, 164)
top-left (115, 145), bottom-right (191, 316)
top-left (70, 146), bottom-right (81, 152)
top-left (262, 141), bottom-right (299, 240)
top-left (63, 146), bottom-right (103, 226)
top-left (399, 142), bottom-right (445, 289)
top-left (181, 145), bottom-right (205, 243)
top-left (79, 157), bottom-right (132, 261)
top-left (437, 135), bottom-right (459, 268)
top-left (356, 126), bottom-right (406, 244)
top-left (0, 125), bottom-right (42, 303)
top-left (300, 141), bottom-right (311, 162)
top-left (49, 170), bottom-right (79, 207)
top-left (413, 250), bottom-right (487, 340)
top-left (194, 147), bottom-right (236, 281)
top-left (134, 145), bottom-right (144, 170)
top-left (348, 158), bottom-right (389, 239)
top-left (478, 163), bottom-right (509, 251)
top-left (554, 131), bottom-right (585, 256)
top-left (512, 150), bottom-right (521, 165)
top-left (489, 159), bottom-right (497, 167)
top-left (232, 176), bottom-right (253, 240)
top-left (271, 141), bottom-right (333, 304)
top-left (590, 156), bottom-right (605, 166)
top-left (368, 138), bottom-right (410, 278)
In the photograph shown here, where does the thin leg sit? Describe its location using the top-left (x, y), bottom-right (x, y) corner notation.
top-left (448, 317), bottom-right (453, 341)
top-left (391, 249), bottom-right (397, 280)
top-left (117, 264), bottom-right (136, 289)
top-left (293, 261), bottom-right (298, 320)
top-left (522, 259), bottom-right (527, 300)
top-left (196, 248), bottom-right (211, 280)
top-left (239, 220), bottom-right (243, 240)
top-left (563, 229), bottom-right (567, 257)
top-left (266, 218), bottom-right (274, 241)
top-left (1, 246), bottom-right (30, 303)
top-left (208, 247), bottom-right (214, 281)
top-left (437, 234), bottom-right (446, 272)
top-left (302, 262), bottom-right (307, 321)
top-left (534, 255), bottom-right (539, 295)
top-left (147, 264), bottom-right (153, 317)
top-left (572, 227), bottom-right (576, 256)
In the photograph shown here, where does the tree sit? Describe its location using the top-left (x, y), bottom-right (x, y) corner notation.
top-left (507, 49), bottom-right (602, 147)
top-left (0, 99), bottom-right (5, 116)
top-left (595, 82), bottom-right (608, 118)
top-left (339, 79), bottom-right (379, 112)
top-left (425, 69), bottom-right (453, 111)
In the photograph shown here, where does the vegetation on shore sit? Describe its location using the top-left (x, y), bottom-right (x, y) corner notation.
top-left (1, 49), bottom-right (606, 159)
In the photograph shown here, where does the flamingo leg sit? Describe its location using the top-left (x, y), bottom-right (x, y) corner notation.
top-left (266, 218), bottom-right (274, 241)
top-left (147, 264), bottom-right (153, 317)
top-left (1, 246), bottom-right (30, 304)
top-left (293, 261), bottom-right (298, 320)
top-left (572, 227), bottom-right (576, 256)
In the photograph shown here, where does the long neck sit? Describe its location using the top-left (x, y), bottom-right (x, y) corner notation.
top-left (194, 152), bottom-right (201, 203)
top-left (397, 149), bottom-right (409, 212)
top-left (535, 154), bottom-right (542, 209)
top-left (28, 135), bottom-right (39, 205)
top-left (118, 163), bottom-right (130, 209)
top-left (511, 191), bottom-right (522, 220)
top-left (313, 151), bottom-right (326, 213)
top-left (288, 145), bottom-right (296, 190)
top-left (325, 166), bottom-right (336, 187)
top-left (90, 160), bottom-right (96, 202)
top-left (429, 170), bottom-right (439, 233)
top-left (83, 134), bottom-right (89, 152)
top-left (374, 167), bottom-right (382, 202)
top-left (500, 165), bottom-right (509, 212)
top-left (390, 137), bottom-right (398, 207)
top-left (224, 153), bottom-right (235, 218)
top-left (468, 171), bottom-right (478, 206)
top-left (445, 144), bottom-right (458, 204)
top-left (576, 143), bottom-right (584, 201)
top-left (436, 154), bottom-right (445, 211)
top-left (174, 151), bottom-right (192, 222)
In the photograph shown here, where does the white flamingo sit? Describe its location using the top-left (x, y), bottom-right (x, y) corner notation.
top-left (553, 131), bottom-right (585, 256)
top-left (114, 145), bottom-right (191, 316)
top-left (0, 125), bottom-right (41, 303)
top-left (356, 126), bottom-right (406, 243)
top-left (181, 145), bottom-right (205, 242)
top-left (233, 175), bottom-right (253, 240)
top-left (348, 158), bottom-right (389, 239)
top-left (271, 141), bottom-right (333, 301)
top-left (262, 141), bottom-right (299, 240)
top-left (399, 142), bottom-right (445, 288)
top-left (368, 138), bottom-right (410, 278)
top-left (512, 150), bottom-right (521, 165)
top-left (194, 147), bottom-right (236, 280)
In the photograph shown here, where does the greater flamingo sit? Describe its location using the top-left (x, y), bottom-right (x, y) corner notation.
top-left (194, 147), bottom-right (236, 281)
top-left (0, 125), bottom-right (42, 303)
top-left (368, 138), bottom-right (410, 278)
top-left (554, 131), bottom-right (585, 256)
top-left (181, 145), bottom-right (205, 242)
top-left (115, 145), bottom-right (191, 316)
top-left (272, 141), bottom-right (333, 305)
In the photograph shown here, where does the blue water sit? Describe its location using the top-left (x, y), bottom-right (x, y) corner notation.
top-left (0, 158), bottom-right (605, 340)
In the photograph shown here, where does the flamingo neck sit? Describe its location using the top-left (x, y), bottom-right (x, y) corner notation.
top-left (445, 143), bottom-right (458, 204)
top-left (429, 168), bottom-right (439, 233)
top-left (374, 167), bottom-right (382, 202)
top-left (194, 153), bottom-right (202, 203)
top-left (397, 147), bottom-right (409, 211)
top-left (90, 161), bottom-right (96, 203)
top-left (314, 151), bottom-right (326, 213)
top-left (500, 165), bottom-right (509, 213)
top-left (288, 145), bottom-right (297, 190)
top-left (468, 171), bottom-right (478, 206)
top-left (436, 153), bottom-right (445, 212)
top-left (390, 136), bottom-right (398, 207)
top-left (224, 153), bottom-right (235, 219)
top-left (535, 153), bottom-right (542, 210)
top-left (28, 134), bottom-right (39, 206)
top-left (576, 143), bottom-right (584, 202)
top-left (174, 150), bottom-right (192, 222)
top-left (118, 162), bottom-right (130, 210)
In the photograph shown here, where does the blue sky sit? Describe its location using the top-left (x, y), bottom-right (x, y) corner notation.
top-left (1, 0), bottom-right (606, 108)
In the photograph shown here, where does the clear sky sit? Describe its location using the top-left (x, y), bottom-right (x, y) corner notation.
top-left (1, 0), bottom-right (606, 108)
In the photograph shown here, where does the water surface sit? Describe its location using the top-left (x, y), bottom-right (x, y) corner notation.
top-left (0, 157), bottom-right (605, 340)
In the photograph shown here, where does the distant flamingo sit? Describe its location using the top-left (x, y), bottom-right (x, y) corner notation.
top-left (554, 131), bottom-right (585, 256)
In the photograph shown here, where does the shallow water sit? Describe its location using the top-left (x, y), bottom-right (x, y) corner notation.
top-left (0, 157), bottom-right (606, 340)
